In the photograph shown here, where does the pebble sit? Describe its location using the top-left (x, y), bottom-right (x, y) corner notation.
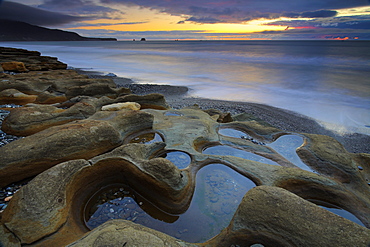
top-left (358, 166), bottom-right (363, 170)
top-left (0, 178), bottom-right (30, 210)
top-left (241, 135), bottom-right (265, 145)
top-left (4, 196), bottom-right (13, 202)
top-left (4, 71), bottom-right (18, 75)
top-left (0, 105), bottom-right (22, 147)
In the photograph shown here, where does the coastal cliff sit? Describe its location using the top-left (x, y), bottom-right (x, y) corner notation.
top-left (0, 19), bottom-right (117, 41)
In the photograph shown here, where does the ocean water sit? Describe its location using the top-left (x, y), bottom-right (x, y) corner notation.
top-left (1, 40), bottom-right (370, 135)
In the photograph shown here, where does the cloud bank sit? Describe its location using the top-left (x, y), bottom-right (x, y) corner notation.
top-left (38, 0), bottom-right (124, 19)
top-left (99, 0), bottom-right (369, 24)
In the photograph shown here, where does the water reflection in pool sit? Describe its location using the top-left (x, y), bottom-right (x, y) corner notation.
top-left (84, 164), bottom-right (256, 242)
top-left (268, 135), bottom-right (315, 173)
top-left (156, 151), bottom-right (191, 169)
top-left (129, 132), bottom-right (163, 144)
top-left (219, 128), bottom-right (265, 145)
top-left (219, 128), bottom-right (250, 139)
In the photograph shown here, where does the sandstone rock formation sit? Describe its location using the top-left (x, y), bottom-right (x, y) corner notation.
top-left (67, 220), bottom-right (194, 247)
top-left (209, 186), bottom-right (370, 246)
top-left (102, 102), bottom-right (141, 111)
top-left (0, 62), bottom-right (28, 73)
top-left (0, 47), bottom-right (369, 247)
top-left (2, 94), bottom-right (168, 136)
top-left (0, 89), bottom-right (38, 105)
top-left (0, 46), bottom-right (67, 70)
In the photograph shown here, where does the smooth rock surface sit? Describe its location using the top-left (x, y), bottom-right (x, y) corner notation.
top-left (0, 224), bottom-right (21, 247)
top-left (2, 159), bottom-right (90, 244)
top-left (0, 119), bottom-right (122, 187)
top-left (0, 88), bottom-right (37, 105)
top-left (119, 93), bottom-right (169, 110)
top-left (2, 102), bottom-right (97, 136)
top-left (67, 220), bottom-right (194, 247)
top-left (208, 186), bottom-right (370, 247)
top-left (102, 102), bottom-right (141, 111)
top-left (2, 94), bottom-right (164, 137)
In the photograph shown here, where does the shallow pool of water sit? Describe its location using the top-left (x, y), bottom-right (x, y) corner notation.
top-left (156, 151), bottom-right (191, 169)
top-left (84, 164), bottom-right (256, 242)
top-left (219, 128), bottom-right (266, 145)
top-left (219, 128), bottom-right (250, 139)
top-left (128, 132), bottom-right (163, 144)
top-left (268, 135), bottom-right (315, 173)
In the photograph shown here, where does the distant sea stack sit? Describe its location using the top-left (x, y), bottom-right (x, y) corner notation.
top-left (0, 19), bottom-right (117, 41)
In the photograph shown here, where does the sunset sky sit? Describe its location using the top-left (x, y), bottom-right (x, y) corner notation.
top-left (0, 0), bottom-right (369, 40)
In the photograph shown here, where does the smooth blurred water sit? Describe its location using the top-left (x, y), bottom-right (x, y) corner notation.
top-left (2, 40), bottom-right (369, 134)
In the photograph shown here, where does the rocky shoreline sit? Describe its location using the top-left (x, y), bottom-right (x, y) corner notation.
top-left (1, 46), bottom-right (369, 246)
top-left (81, 70), bottom-right (370, 154)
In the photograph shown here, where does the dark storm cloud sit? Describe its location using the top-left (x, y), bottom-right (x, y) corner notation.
top-left (99, 0), bottom-right (369, 24)
top-left (187, 6), bottom-right (240, 16)
top-left (300, 10), bottom-right (338, 18)
top-left (0, 1), bottom-right (85, 26)
top-left (38, 0), bottom-right (121, 17)
top-left (181, 16), bottom-right (224, 24)
top-left (284, 10), bottom-right (337, 19)
top-left (67, 21), bottom-right (147, 28)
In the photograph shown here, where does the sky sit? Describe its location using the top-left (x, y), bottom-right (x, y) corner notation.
top-left (0, 0), bottom-right (370, 40)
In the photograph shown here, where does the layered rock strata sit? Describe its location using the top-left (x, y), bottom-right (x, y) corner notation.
top-left (0, 47), bottom-right (67, 71)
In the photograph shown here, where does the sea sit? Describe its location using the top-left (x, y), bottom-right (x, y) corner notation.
top-left (1, 40), bottom-right (370, 135)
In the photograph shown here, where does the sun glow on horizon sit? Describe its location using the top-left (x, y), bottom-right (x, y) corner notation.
top-left (66, 4), bottom-right (287, 35)
top-left (62, 4), bottom-right (370, 40)
top-left (69, 19), bottom-right (286, 34)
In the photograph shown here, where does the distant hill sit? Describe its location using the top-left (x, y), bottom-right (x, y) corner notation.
top-left (0, 19), bottom-right (117, 41)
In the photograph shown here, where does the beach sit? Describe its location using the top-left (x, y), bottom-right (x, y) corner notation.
top-left (3, 41), bottom-right (370, 136)
top-left (2, 42), bottom-right (370, 153)
top-left (83, 70), bottom-right (370, 154)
